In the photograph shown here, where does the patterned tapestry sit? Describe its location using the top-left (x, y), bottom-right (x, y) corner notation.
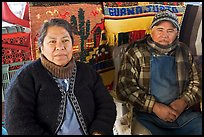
top-left (29, 2), bottom-right (114, 72)
top-left (102, 2), bottom-right (185, 46)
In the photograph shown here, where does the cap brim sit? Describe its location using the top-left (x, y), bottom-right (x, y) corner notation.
top-left (150, 18), bottom-right (179, 30)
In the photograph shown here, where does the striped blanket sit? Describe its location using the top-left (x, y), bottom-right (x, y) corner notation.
top-left (179, 4), bottom-right (202, 56)
top-left (179, 4), bottom-right (202, 90)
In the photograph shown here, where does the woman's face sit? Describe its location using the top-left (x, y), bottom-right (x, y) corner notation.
top-left (150, 21), bottom-right (179, 46)
top-left (41, 26), bottom-right (73, 66)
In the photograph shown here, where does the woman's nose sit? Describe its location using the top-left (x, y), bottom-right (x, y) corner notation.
top-left (55, 41), bottom-right (65, 50)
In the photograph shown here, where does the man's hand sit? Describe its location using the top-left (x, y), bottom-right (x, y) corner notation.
top-left (153, 102), bottom-right (179, 122)
top-left (169, 98), bottom-right (187, 117)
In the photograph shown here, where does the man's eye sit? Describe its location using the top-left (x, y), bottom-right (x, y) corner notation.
top-left (157, 29), bottom-right (163, 32)
top-left (167, 30), bottom-right (174, 33)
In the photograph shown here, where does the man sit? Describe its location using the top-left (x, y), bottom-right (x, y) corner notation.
top-left (116, 10), bottom-right (202, 135)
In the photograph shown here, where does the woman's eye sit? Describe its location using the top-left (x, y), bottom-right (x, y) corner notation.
top-left (49, 40), bottom-right (56, 44)
top-left (62, 39), bottom-right (69, 43)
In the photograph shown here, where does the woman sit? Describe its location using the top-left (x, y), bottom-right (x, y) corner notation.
top-left (4, 18), bottom-right (116, 135)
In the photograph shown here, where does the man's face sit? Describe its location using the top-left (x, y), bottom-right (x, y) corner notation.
top-left (150, 21), bottom-right (179, 46)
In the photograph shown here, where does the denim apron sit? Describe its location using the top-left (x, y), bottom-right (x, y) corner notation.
top-left (135, 52), bottom-right (202, 132)
top-left (150, 54), bottom-right (179, 105)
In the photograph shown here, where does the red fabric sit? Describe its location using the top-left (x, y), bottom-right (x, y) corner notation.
top-left (2, 32), bottom-right (30, 47)
top-left (22, 2), bottom-right (29, 21)
top-left (2, 43), bottom-right (30, 51)
top-left (2, 2), bottom-right (30, 28)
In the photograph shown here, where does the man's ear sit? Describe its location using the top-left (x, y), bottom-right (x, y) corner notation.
top-left (177, 31), bottom-right (180, 38)
top-left (149, 29), bottom-right (153, 38)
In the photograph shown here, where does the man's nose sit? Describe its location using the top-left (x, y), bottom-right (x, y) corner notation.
top-left (161, 31), bottom-right (168, 38)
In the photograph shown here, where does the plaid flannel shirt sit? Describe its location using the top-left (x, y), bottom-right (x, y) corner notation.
top-left (116, 38), bottom-right (201, 113)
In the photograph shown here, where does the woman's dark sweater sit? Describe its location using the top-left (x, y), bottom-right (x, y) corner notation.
top-left (4, 59), bottom-right (116, 135)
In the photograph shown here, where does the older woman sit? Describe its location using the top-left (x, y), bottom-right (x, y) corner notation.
top-left (4, 18), bottom-right (116, 135)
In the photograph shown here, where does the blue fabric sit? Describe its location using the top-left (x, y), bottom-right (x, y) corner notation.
top-left (134, 54), bottom-right (202, 134)
top-left (135, 110), bottom-right (202, 135)
top-left (2, 127), bottom-right (8, 135)
top-left (150, 55), bottom-right (179, 105)
top-left (57, 79), bottom-right (83, 135)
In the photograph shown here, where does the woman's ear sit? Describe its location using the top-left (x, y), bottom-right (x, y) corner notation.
top-left (40, 46), bottom-right (43, 54)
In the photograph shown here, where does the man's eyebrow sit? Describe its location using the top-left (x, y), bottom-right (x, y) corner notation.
top-left (167, 28), bottom-right (175, 30)
top-left (156, 27), bottom-right (175, 30)
top-left (156, 27), bottom-right (164, 29)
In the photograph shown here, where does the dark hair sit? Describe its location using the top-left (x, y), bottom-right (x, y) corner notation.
top-left (38, 18), bottom-right (74, 51)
